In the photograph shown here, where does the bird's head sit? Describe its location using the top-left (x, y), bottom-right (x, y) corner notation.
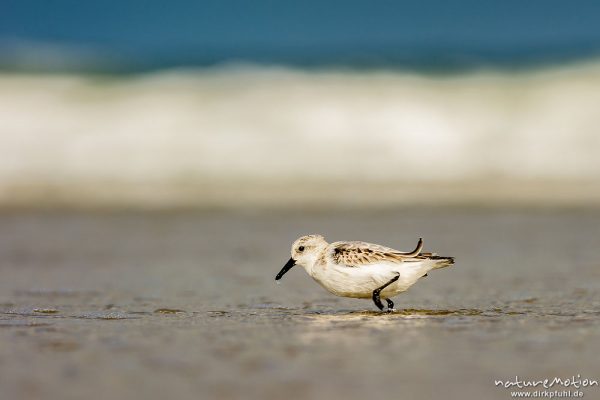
top-left (275, 234), bottom-right (328, 280)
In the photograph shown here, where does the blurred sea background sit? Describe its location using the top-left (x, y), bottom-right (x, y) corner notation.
top-left (2, 0), bottom-right (600, 209)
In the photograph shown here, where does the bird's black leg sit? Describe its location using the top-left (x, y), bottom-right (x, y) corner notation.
top-left (372, 274), bottom-right (400, 312)
top-left (372, 292), bottom-right (385, 311)
top-left (385, 298), bottom-right (394, 310)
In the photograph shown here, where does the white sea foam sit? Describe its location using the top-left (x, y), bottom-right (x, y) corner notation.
top-left (1, 62), bottom-right (599, 206)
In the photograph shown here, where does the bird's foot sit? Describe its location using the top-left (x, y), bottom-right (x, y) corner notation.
top-left (385, 298), bottom-right (396, 312)
top-left (372, 275), bottom-right (400, 312)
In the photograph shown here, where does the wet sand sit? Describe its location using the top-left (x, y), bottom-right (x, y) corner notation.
top-left (1, 209), bottom-right (599, 400)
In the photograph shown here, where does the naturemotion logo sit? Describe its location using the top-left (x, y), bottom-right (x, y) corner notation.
top-left (494, 375), bottom-right (598, 398)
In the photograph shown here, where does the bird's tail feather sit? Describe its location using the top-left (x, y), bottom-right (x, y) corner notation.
top-left (427, 255), bottom-right (455, 269)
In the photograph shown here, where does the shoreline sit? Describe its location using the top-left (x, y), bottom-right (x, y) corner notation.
top-left (1, 180), bottom-right (599, 210)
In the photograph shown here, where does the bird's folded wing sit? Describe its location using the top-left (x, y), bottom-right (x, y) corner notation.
top-left (328, 241), bottom-right (425, 267)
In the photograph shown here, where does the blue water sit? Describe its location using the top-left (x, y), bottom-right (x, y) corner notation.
top-left (2, 0), bottom-right (600, 71)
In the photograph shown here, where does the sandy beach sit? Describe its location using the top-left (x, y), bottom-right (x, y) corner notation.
top-left (1, 208), bottom-right (599, 400)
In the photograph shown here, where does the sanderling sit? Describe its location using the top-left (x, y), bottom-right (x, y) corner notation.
top-left (275, 235), bottom-right (454, 312)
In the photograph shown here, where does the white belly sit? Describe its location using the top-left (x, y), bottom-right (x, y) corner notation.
top-left (310, 261), bottom-right (434, 299)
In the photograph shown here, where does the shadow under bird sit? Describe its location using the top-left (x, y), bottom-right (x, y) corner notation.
top-left (275, 235), bottom-right (454, 312)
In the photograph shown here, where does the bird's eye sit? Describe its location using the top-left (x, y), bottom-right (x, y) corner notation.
top-left (298, 246), bottom-right (305, 252)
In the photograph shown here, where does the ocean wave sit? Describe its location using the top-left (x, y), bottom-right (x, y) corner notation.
top-left (1, 62), bottom-right (599, 206)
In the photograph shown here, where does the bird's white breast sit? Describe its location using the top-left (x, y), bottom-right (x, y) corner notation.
top-left (310, 260), bottom-right (432, 299)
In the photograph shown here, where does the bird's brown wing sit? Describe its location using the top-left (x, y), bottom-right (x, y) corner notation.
top-left (328, 240), bottom-right (424, 267)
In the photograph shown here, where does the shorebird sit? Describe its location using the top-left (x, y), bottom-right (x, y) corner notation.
top-left (275, 235), bottom-right (454, 312)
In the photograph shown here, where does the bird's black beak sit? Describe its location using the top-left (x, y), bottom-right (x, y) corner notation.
top-left (275, 258), bottom-right (296, 280)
